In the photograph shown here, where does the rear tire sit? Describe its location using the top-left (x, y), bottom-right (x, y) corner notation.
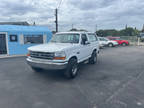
top-left (64, 58), bottom-right (78, 79)
top-left (108, 43), bottom-right (113, 47)
top-left (122, 43), bottom-right (127, 46)
top-left (89, 51), bottom-right (97, 64)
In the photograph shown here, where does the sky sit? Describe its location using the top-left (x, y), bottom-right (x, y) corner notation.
top-left (0, 0), bottom-right (144, 32)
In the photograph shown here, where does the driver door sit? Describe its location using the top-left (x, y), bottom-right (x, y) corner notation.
top-left (79, 34), bottom-right (90, 62)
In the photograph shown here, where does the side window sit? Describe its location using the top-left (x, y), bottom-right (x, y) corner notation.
top-left (10, 35), bottom-right (18, 42)
top-left (103, 38), bottom-right (108, 41)
top-left (81, 34), bottom-right (88, 44)
top-left (99, 38), bottom-right (105, 41)
top-left (88, 34), bottom-right (97, 42)
top-left (24, 35), bottom-right (43, 44)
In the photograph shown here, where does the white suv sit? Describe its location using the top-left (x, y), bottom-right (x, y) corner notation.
top-left (27, 32), bottom-right (99, 78)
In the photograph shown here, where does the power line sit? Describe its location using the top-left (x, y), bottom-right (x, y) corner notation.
top-left (57, 0), bottom-right (63, 9)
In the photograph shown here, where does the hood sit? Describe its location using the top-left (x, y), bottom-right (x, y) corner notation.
top-left (28, 42), bottom-right (78, 52)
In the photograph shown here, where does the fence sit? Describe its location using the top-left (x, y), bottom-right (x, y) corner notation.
top-left (119, 36), bottom-right (137, 45)
top-left (120, 36), bottom-right (144, 45)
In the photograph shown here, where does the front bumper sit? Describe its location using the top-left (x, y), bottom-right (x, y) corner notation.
top-left (27, 57), bottom-right (68, 70)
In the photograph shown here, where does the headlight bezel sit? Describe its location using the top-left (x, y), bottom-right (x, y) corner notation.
top-left (54, 51), bottom-right (66, 60)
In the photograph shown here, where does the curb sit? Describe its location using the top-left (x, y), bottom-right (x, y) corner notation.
top-left (0, 55), bottom-right (26, 59)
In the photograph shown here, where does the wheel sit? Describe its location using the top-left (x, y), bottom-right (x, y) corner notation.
top-left (122, 43), bottom-right (127, 46)
top-left (64, 58), bottom-right (78, 79)
top-left (108, 43), bottom-right (113, 47)
top-left (31, 67), bottom-right (42, 72)
top-left (89, 51), bottom-right (97, 64)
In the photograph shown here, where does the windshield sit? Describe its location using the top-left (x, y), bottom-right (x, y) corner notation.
top-left (104, 38), bottom-right (109, 41)
top-left (50, 34), bottom-right (80, 43)
top-left (99, 37), bottom-right (108, 41)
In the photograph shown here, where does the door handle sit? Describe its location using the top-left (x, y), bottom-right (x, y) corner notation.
top-left (77, 52), bottom-right (80, 54)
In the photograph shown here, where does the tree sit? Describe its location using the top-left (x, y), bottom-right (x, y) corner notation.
top-left (96, 29), bottom-right (119, 37)
top-left (69, 28), bottom-right (78, 31)
top-left (119, 27), bottom-right (139, 36)
top-left (69, 28), bottom-right (88, 32)
top-left (96, 27), bottom-right (140, 37)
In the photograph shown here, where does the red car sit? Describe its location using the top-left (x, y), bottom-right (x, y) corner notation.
top-left (107, 37), bottom-right (129, 46)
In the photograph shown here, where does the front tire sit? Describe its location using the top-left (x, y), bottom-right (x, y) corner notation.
top-left (89, 51), bottom-right (97, 64)
top-left (64, 58), bottom-right (78, 79)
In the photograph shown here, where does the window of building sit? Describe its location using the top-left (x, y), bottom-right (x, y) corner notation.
top-left (24, 35), bottom-right (43, 44)
top-left (10, 35), bottom-right (18, 42)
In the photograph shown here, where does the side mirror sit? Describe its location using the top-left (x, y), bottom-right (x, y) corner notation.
top-left (85, 41), bottom-right (90, 45)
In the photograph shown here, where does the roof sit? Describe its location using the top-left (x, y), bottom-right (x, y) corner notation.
top-left (0, 21), bottom-right (29, 25)
top-left (56, 31), bottom-right (88, 34)
top-left (0, 25), bottom-right (51, 33)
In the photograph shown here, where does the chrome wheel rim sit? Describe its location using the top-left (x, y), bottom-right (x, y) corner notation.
top-left (109, 44), bottom-right (112, 47)
top-left (94, 54), bottom-right (97, 62)
top-left (123, 43), bottom-right (126, 46)
top-left (72, 64), bottom-right (78, 75)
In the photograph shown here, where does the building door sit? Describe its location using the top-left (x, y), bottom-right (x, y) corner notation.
top-left (0, 34), bottom-right (7, 54)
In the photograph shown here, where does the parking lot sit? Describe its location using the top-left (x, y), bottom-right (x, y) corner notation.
top-left (0, 46), bottom-right (144, 108)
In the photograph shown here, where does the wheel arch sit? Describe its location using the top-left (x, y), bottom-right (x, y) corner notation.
top-left (68, 56), bottom-right (78, 62)
top-left (92, 48), bottom-right (97, 54)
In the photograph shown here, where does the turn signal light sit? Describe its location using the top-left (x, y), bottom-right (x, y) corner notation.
top-left (27, 53), bottom-right (30, 56)
top-left (53, 57), bottom-right (66, 60)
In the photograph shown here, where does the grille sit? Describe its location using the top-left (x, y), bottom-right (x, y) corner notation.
top-left (30, 51), bottom-right (54, 60)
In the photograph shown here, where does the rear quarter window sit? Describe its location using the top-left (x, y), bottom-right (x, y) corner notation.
top-left (88, 34), bottom-right (97, 42)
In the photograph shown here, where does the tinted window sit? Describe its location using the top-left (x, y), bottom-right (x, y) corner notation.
top-left (99, 38), bottom-right (104, 41)
top-left (99, 37), bottom-right (108, 41)
top-left (81, 34), bottom-right (88, 44)
top-left (24, 35), bottom-right (43, 44)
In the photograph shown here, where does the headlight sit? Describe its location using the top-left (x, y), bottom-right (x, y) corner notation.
top-left (54, 51), bottom-right (66, 60)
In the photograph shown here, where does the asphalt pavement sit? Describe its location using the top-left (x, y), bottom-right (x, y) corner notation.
top-left (0, 46), bottom-right (144, 108)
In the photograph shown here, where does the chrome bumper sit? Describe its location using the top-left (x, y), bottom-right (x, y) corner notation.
top-left (26, 57), bottom-right (68, 70)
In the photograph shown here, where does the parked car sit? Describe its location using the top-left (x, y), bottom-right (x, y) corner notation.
top-left (26, 32), bottom-right (99, 79)
top-left (98, 37), bottom-right (118, 48)
top-left (108, 37), bottom-right (129, 46)
top-left (98, 37), bottom-right (108, 48)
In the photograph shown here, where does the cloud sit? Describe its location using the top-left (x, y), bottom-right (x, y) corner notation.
top-left (0, 0), bottom-right (143, 31)
top-left (68, 0), bottom-right (116, 10)
top-left (63, 0), bottom-right (144, 31)
top-left (0, 0), bottom-right (35, 15)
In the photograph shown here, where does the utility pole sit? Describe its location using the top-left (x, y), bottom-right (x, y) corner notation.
top-left (95, 24), bottom-right (97, 34)
top-left (33, 21), bottom-right (36, 26)
top-left (72, 24), bottom-right (73, 29)
top-left (55, 8), bottom-right (58, 32)
top-left (125, 24), bottom-right (127, 29)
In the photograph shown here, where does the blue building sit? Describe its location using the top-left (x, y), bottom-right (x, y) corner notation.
top-left (0, 25), bottom-right (52, 55)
